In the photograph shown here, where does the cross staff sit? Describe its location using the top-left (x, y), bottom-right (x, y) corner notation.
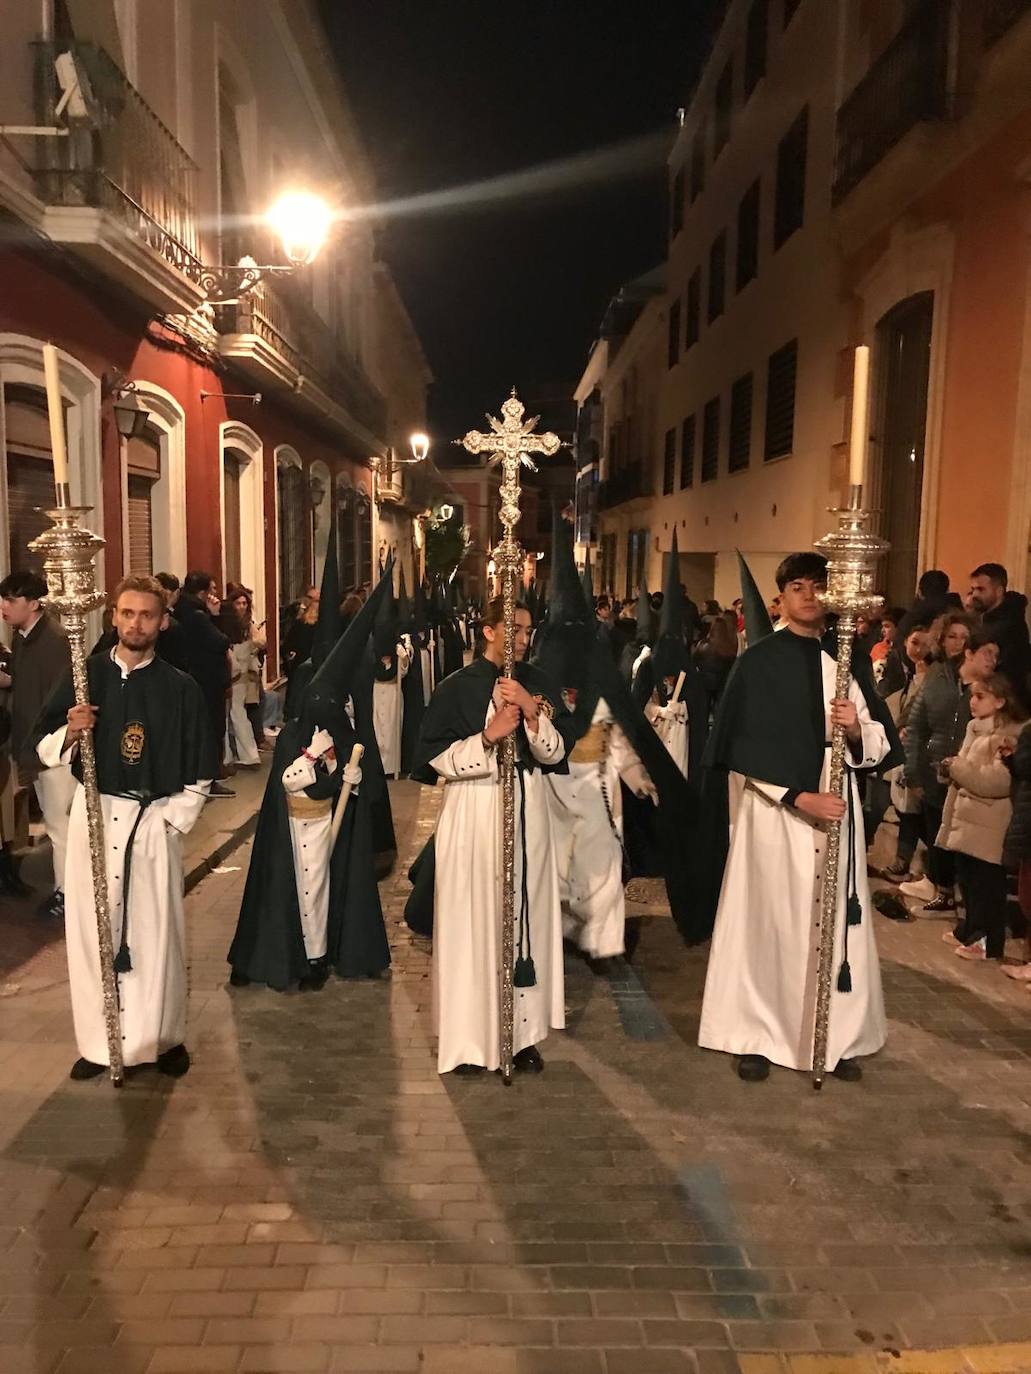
top-left (457, 389), bottom-right (561, 1085)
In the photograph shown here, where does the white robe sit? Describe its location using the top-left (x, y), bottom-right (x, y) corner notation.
top-left (645, 698), bottom-right (690, 778)
top-left (38, 720), bottom-right (209, 1068)
top-left (420, 646), bottom-right (434, 706)
top-left (698, 651), bottom-right (889, 1073)
top-left (546, 697), bottom-right (650, 959)
top-left (373, 641), bottom-right (411, 776)
top-left (431, 705), bottom-right (565, 1073)
top-left (281, 746), bottom-right (339, 961)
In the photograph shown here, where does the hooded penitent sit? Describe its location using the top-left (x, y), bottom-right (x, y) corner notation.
top-left (228, 568), bottom-right (394, 988)
top-left (631, 528), bottom-right (710, 777)
top-left (532, 510), bottom-right (704, 943)
top-left (399, 565), bottom-right (426, 775)
top-left (284, 526), bottom-right (342, 719)
top-left (618, 576), bottom-right (655, 682)
top-left (737, 551), bottom-right (774, 646)
top-left (430, 577), bottom-right (464, 680)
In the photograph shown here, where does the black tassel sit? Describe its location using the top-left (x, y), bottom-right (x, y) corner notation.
top-left (836, 959), bottom-right (852, 994)
top-left (513, 956), bottom-right (537, 988)
top-left (113, 944), bottom-right (133, 975)
top-left (846, 893), bottom-right (863, 927)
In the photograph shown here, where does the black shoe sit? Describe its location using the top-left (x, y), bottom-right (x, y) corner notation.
top-left (832, 1057), bottom-right (863, 1082)
top-left (298, 958), bottom-right (330, 992)
top-left (452, 1063), bottom-right (486, 1075)
top-left (37, 889), bottom-right (64, 920)
top-left (229, 969), bottom-right (251, 988)
top-left (737, 1054), bottom-right (770, 1082)
top-left (880, 859), bottom-right (912, 883)
top-left (156, 1044), bottom-right (190, 1077)
top-left (208, 781), bottom-right (236, 799)
top-left (513, 1045), bottom-right (544, 1073)
top-left (69, 1057), bottom-right (105, 1081)
top-left (588, 955), bottom-right (624, 978)
top-left (923, 894), bottom-right (957, 914)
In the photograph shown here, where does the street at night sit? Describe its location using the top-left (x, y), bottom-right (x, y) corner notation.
top-left (3, 0), bottom-right (1031, 1371)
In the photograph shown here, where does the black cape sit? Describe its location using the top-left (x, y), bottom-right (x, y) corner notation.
top-left (228, 717), bottom-right (389, 987)
top-left (693, 628), bottom-right (904, 941)
top-left (400, 636), bottom-right (426, 776)
top-left (33, 652), bottom-right (212, 796)
top-left (403, 656), bottom-right (572, 937)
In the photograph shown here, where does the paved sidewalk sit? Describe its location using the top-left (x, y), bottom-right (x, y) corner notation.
top-left (3, 783), bottom-right (1031, 1373)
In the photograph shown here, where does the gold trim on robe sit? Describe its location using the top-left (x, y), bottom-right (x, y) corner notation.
top-left (286, 795), bottom-right (333, 820)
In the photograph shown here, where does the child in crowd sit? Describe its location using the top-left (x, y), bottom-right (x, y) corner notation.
top-left (938, 674), bottom-right (1027, 962)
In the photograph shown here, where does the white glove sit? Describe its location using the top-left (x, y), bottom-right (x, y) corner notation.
top-left (307, 728), bottom-right (334, 759)
top-left (342, 764), bottom-right (363, 787)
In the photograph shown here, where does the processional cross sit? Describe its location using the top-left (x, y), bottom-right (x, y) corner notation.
top-left (457, 389), bottom-right (562, 1084)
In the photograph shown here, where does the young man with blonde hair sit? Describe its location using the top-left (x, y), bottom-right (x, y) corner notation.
top-left (33, 576), bottom-right (213, 1080)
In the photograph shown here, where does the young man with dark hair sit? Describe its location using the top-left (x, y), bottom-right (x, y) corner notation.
top-left (0, 569), bottom-right (74, 917)
top-left (153, 572), bottom-right (189, 672)
top-left (411, 596), bottom-right (569, 1075)
top-left (969, 562), bottom-right (1030, 698)
top-left (698, 552), bottom-right (901, 1084)
top-left (175, 570), bottom-right (233, 795)
top-left (33, 576), bottom-right (213, 1079)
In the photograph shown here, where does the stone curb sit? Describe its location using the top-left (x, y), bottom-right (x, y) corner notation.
top-left (183, 808), bottom-right (260, 895)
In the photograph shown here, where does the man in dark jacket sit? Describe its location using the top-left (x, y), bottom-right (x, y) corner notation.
top-left (969, 563), bottom-right (1030, 703)
top-left (0, 571), bottom-right (75, 916)
top-left (894, 570), bottom-right (962, 647)
top-left (175, 570), bottom-right (233, 796)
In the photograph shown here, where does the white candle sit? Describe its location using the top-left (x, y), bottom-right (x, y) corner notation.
top-left (848, 344), bottom-right (870, 491)
top-left (42, 344), bottom-right (69, 492)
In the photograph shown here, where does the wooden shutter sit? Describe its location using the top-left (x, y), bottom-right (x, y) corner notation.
top-left (126, 474), bottom-right (153, 574)
top-left (6, 452), bottom-right (54, 574)
top-left (223, 456), bottom-right (242, 586)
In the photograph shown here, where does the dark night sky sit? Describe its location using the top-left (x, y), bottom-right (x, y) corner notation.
top-left (319, 1), bottom-right (721, 444)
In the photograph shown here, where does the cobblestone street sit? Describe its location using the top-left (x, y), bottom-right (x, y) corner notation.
top-left (3, 781), bottom-right (1031, 1374)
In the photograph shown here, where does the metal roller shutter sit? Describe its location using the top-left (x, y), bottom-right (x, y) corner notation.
top-left (126, 474), bottom-right (154, 575)
top-left (7, 452), bottom-right (54, 574)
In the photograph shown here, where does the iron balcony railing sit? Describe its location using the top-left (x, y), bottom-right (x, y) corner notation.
top-left (228, 278), bottom-right (387, 439)
top-left (984, 0), bottom-right (1031, 44)
top-left (832, 0), bottom-right (951, 204)
top-left (31, 41), bottom-right (202, 281)
top-left (597, 460), bottom-right (652, 511)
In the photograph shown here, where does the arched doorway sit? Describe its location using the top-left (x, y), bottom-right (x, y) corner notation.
top-left (336, 472), bottom-right (356, 592)
top-left (309, 460), bottom-right (331, 587)
top-left (872, 291), bottom-right (934, 605)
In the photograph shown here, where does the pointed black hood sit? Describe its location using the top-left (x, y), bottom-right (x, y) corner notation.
top-left (635, 577), bottom-right (655, 645)
top-left (311, 525), bottom-right (342, 670)
top-left (397, 565), bottom-right (412, 631)
top-left (657, 528), bottom-right (683, 642)
top-left (373, 566), bottom-right (399, 658)
top-left (738, 551), bottom-right (774, 645)
top-left (302, 560), bottom-right (394, 744)
top-left (546, 509), bottom-right (588, 626)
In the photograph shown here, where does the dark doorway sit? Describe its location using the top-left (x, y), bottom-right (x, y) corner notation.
top-left (873, 291), bottom-right (933, 606)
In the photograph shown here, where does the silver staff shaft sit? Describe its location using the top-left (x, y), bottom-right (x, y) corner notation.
top-left (811, 613), bottom-right (856, 1090)
top-left (31, 508), bottom-right (124, 1087)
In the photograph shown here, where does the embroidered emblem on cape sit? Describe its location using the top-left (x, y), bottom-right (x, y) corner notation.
top-left (121, 720), bottom-right (145, 765)
top-left (533, 694), bottom-right (554, 720)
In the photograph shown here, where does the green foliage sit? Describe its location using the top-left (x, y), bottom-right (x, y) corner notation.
top-left (424, 513), bottom-right (471, 581)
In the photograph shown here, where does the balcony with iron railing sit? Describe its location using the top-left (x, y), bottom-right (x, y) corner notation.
top-left (221, 277), bottom-right (388, 443)
top-left (832, 0), bottom-right (952, 204)
top-left (29, 41), bottom-right (205, 312)
top-left (597, 459), bottom-right (652, 511)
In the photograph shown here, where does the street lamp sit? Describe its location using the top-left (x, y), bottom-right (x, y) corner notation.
top-left (198, 190), bottom-right (333, 303)
top-left (409, 432), bottom-right (430, 464)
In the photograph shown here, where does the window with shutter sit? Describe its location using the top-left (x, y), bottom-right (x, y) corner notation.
top-left (125, 428), bottom-right (161, 577)
top-left (663, 428), bottom-right (676, 495)
top-left (736, 180), bottom-right (760, 292)
top-left (685, 269), bottom-right (701, 349)
top-left (774, 107), bottom-right (808, 250)
top-left (708, 232), bottom-right (727, 323)
top-left (745, 0), bottom-right (768, 97)
top-left (702, 396), bottom-right (721, 483)
top-left (337, 480), bottom-right (357, 590)
top-left (223, 455), bottom-right (242, 586)
top-left (729, 373), bottom-right (754, 472)
top-left (126, 475), bottom-right (154, 574)
top-left (680, 415), bottom-right (696, 489)
top-left (668, 298), bottom-right (682, 369)
top-left (7, 453), bottom-right (54, 574)
top-left (713, 60), bottom-right (733, 160)
top-left (277, 461), bottom-right (307, 606)
top-left (765, 339), bottom-right (798, 460)
top-left (4, 388), bottom-right (55, 574)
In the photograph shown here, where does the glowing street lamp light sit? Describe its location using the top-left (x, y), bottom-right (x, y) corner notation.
top-left (409, 432), bottom-right (430, 464)
top-left (267, 191), bottom-right (333, 268)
